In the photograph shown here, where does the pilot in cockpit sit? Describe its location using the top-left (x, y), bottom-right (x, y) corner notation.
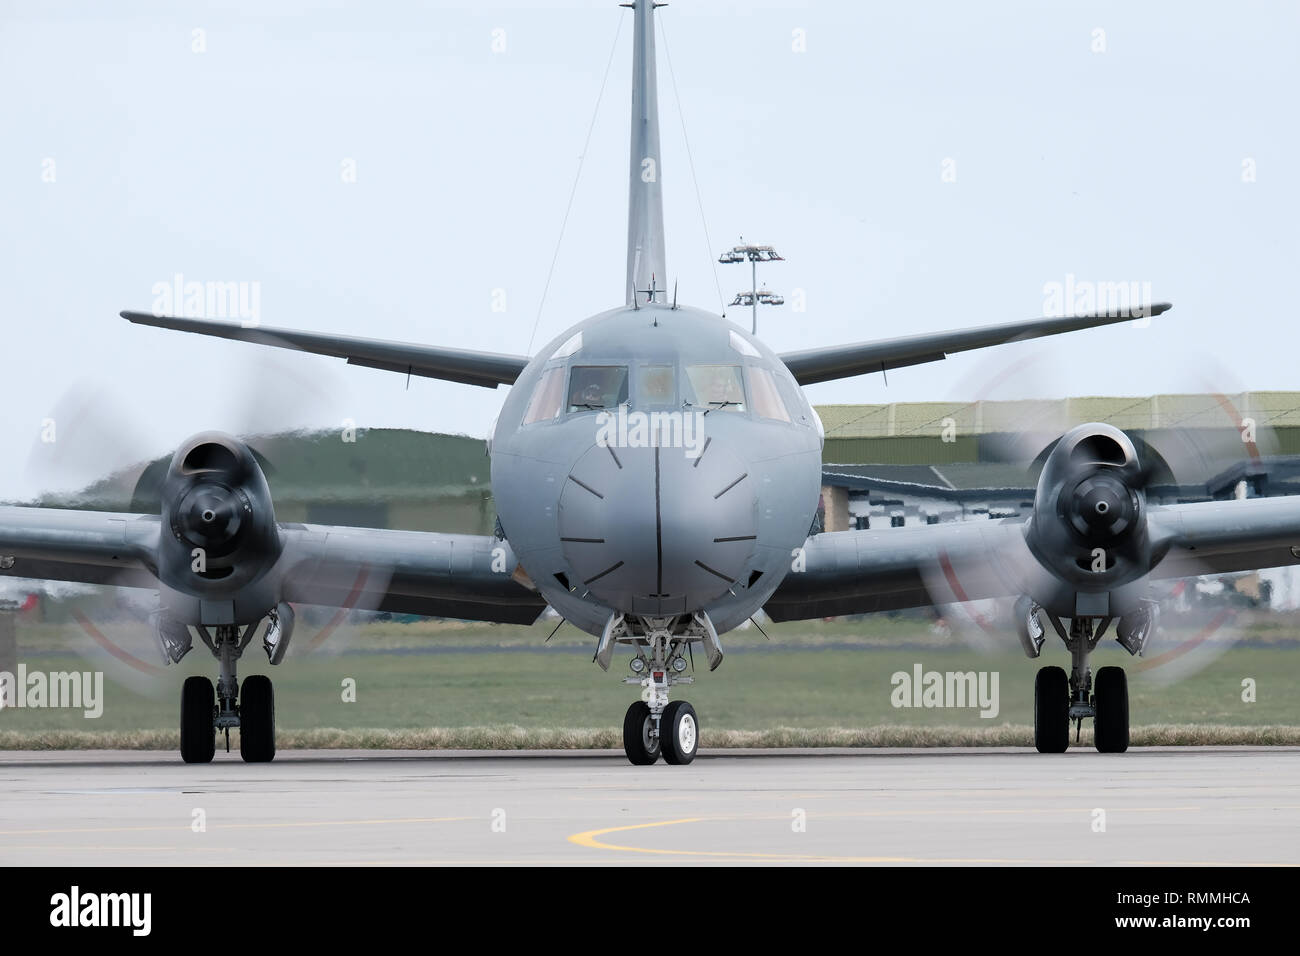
top-left (573, 381), bottom-right (605, 408)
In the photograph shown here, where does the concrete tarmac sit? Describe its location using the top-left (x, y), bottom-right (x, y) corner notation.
top-left (1, 748), bottom-right (1297, 866)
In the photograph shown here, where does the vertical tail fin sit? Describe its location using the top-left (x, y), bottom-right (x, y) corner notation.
top-left (624, 0), bottom-right (667, 305)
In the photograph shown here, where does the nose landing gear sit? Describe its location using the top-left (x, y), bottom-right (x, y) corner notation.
top-left (605, 612), bottom-right (713, 765)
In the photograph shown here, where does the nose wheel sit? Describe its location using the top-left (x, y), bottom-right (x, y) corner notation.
top-left (661, 700), bottom-right (698, 764)
top-left (623, 701), bottom-right (662, 764)
top-left (621, 699), bottom-right (699, 765)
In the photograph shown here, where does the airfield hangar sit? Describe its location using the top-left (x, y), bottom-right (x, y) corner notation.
top-left (814, 392), bottom-right (1300, 533)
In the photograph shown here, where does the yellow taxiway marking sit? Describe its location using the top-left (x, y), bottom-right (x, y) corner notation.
top-left (571, 806), bottom-right (1205, 827)
top-left (568, 813), bottom-right (1300, 865)
top-left (566, 817), bottom-right (1085, 864)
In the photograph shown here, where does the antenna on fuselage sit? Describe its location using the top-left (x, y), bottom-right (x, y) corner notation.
top-left (622, 0), bottom-right (668, 308)
top-left (634, 274), bottom-right (662, 322)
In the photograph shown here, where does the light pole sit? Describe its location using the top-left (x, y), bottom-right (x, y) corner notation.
top-left (718, 237), bottom-right (785, 335)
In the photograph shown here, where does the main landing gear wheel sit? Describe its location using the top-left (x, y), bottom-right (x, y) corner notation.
top-left (623, 700), bottom-right (661, 765)
top-left (661, 700), bottom-right (699, 765)
top-left (239, 674), bottom-right (276, 763)
top-left (180, 676), bottom-right (216, 764)
top-left (1093, 666), bottom-right (1129, 753)
top-left (1034, 665), bottom-right (1070, 754)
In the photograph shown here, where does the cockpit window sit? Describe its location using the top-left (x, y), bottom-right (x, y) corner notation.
top-left (553, 331), bottom-right (582, 359)
top-left (748, 367), bottom-right (791, 422)
top-left (729, 329), bottom-right (761, 358)
top-left (568, 366), bottom-right (628, 411)
top-left (523, 366), bottom-right (566, 425)
top-left (638, 365), bottom-right (676, 407)
top-left (685, 365), bottom-right (745, 412)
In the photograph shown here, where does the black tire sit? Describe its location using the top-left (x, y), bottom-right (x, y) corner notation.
top-left (1093, 666), bottom-right (1129, 753)
top-left (661, 701), bottom-right (699, 765)
top-left (1034, 666), bottom-right (1070, 754)
top-left (180, 676), bottom-right (216, 764)
top-left (239, 675), bottom-right (276, 763)
top-left (622, 700), bottom-right (661, 765)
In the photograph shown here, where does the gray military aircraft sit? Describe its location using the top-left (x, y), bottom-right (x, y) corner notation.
top-left (5, 1), bottom-right (1298, 764)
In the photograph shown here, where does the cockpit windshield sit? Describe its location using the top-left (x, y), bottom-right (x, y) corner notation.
top-left (684, 365), bottom-right (745, 412)
top-left (568, 366), bottom-right (629, 411)
top-left (638, 365), bottom-right (675, 407)
top-left (523, 366), bottom-right (566, 424)
top-left (524, 358), bottom-right (793, 428)
top-left (747, 367), bottom-right (791, 422)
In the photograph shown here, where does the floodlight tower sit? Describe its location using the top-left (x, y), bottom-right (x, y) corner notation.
top-left (718, 237), bottom-right (785, 334)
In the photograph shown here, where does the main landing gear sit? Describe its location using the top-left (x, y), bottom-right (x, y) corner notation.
top-left (599, 612), bottom-right (720, 766)
top-left (1018, 600), bottom-right (1153, 754)
top-left (166, 606), bottom-right (293, 764)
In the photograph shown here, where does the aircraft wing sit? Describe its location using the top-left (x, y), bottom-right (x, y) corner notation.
top-left (0, 506), bottom-right (162, 589)
top-left (121, 312), bottom-right (530, 388)
top-left (777, 304), bottom-right (1172, 386)
top-left (0, 506), bottom-right (547, 625)
top-left (1147, 498), bottom-right (1300, 579)
top-left (763, 494), bottom-right (1300, 621)
top-left (763, 520), bottom-right (1032, 620)
top-left (275, 523), bottom-right (547, 623)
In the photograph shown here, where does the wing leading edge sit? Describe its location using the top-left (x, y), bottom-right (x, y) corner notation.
top-left (778, 304), bottom-right (1173, 386)
top-left (121, 312), bottom-right (530, 389)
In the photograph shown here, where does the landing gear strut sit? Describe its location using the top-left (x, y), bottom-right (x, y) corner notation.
top-left (1065, 617), bottom-right (1103, 745)
top-left (179, 622), bottom-right (278, 764)
top-left (1029, 612), bottom-right (1130, 754)
top-left (603, 613), bottom-right (711, 766)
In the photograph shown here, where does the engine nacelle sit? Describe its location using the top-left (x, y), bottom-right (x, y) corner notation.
top-left (1024, 423), bottom-right (1154, 619)
top-left (156, 433), bottom-right (284, 626)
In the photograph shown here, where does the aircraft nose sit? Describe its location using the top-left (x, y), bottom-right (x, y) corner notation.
top-left (558, 437), bottom-right (758, 615)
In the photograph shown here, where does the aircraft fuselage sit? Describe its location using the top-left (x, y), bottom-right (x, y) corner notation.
top-left (490, 303), bottom-right (823, 637)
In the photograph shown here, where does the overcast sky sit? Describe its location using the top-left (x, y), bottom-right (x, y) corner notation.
top-left (2, 0), bottom-right (1296, 498)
